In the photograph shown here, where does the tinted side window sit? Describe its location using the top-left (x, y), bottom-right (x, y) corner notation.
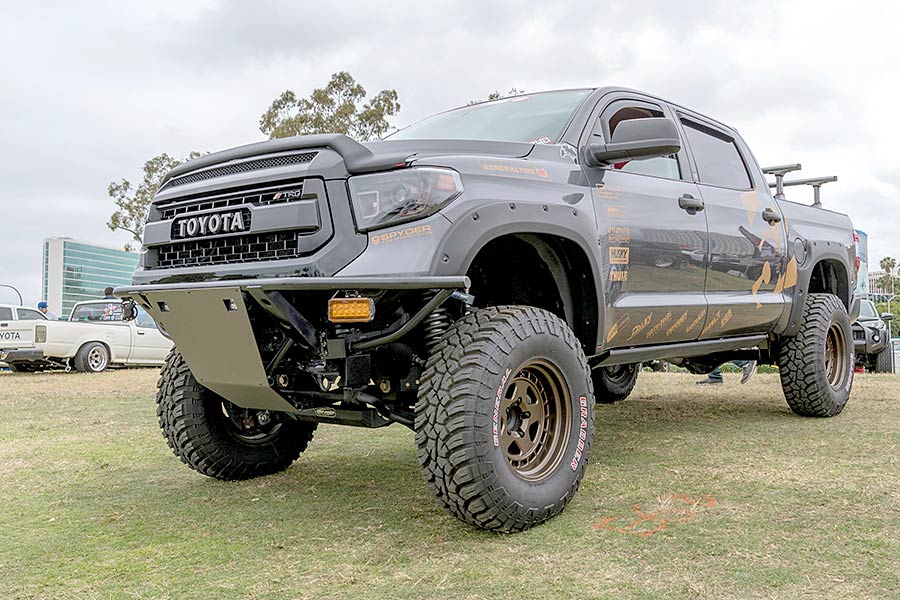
top-left (596, 105), bottom-right (682, 180)
top-left (0, 307), bottom-right (12, 320)
top-left (17, 309), bottom-right (45, 320)
top-left (681, 120), bottom-right (751, 189)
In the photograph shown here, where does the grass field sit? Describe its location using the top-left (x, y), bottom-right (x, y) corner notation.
top-left (1, 369), bottom-right (898, 600)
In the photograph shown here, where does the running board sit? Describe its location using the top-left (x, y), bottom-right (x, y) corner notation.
top-left (591, 334), bottom-right (768, 368)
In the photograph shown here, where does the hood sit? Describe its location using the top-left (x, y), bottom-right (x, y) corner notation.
top-left (161, 134), bottom-right (536, 188)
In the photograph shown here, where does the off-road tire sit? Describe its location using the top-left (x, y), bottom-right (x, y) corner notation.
top-left (157, 349), bottom-right (316, 480)
top-left (73, 342), bottom-right (109, 373)
top-left (415, 306), bottom-right (595, 532)
top-left (874, 348), bottom-right (894, 373)
top-left (776, 293), bottom-right (853, 417)
top-left (592, 363), bottom-right (639, 403)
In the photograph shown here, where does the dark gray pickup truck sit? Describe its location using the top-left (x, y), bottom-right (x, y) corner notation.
top-left (119, 87), bottom-right (860, 532)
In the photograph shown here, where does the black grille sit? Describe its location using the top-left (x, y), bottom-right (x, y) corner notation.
top-left (162, 152), bottom-right (318, 190)
top-left (157, 183), bottom-right (311, 221)
top-left (852, 327), bottom-right (866, 341)
top-left (155, 231), bottom-right (303, 269)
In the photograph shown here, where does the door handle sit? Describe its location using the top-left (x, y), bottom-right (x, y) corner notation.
top-left (137, 331), bottom-right (145, 335)
top-left (678, 194), bottom-right (704, 213)
top-left (762, 207), bottom-right (782, 224)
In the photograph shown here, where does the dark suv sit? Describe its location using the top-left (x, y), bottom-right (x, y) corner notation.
top-left (852, 299), bottom-right (893, 372)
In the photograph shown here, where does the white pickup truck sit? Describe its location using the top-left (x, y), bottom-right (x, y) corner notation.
top-left (0, 300), bottom-right (172, 373)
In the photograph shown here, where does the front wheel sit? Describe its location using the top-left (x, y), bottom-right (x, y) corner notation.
top-left (776, 293), bottom-right (853, 417)
top-left (874, 348), bottom-right (894, 373)
top-left (416, 306), bottom-right (594, 532)
top-left (156, 350), bottom-right (316, 480)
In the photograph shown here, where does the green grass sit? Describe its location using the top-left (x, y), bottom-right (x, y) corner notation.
top-left (1, 369), bottom-right (898, 599)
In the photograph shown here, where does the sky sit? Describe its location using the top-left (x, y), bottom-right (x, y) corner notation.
top-left (2, 0), bottom-right (898, 306)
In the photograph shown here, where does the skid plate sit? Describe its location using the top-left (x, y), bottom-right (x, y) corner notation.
top-left (137, 287), bottom-right (297, 413)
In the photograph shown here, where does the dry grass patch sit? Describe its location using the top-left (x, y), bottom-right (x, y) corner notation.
top-left (0, 369), bottom-right (898, 599)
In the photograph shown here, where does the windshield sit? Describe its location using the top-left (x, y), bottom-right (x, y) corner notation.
top-left (858, 300), bottom-right (879, 319)
top-left (388, 89), bottom-right (592, 143)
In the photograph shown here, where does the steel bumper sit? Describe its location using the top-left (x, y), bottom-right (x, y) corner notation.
top-left (115, 276), bottom-right (469, 413)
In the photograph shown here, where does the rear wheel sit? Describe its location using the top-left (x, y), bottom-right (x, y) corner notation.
top-left (73, 342), bottom-right (109, 373)
top-left (592, 363), bottom-right (639, 403)
top-left (776, 293), bottom-right (853, 417)
top-left (416, 306), bottom-right (594, 532)
top-left (157, 350), bottom-right (315, 480)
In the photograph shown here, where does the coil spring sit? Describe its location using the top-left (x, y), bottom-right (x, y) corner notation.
top-left (423, 306), bottom-right (453, 352)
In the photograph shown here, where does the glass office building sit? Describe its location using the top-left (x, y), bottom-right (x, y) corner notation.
top-left (42, 238), bottom-right (139, 317)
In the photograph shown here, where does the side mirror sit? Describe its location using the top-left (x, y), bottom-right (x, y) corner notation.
top-left (585, 117), bottom-right (681, 167)
top-left (881, 312), bottom-right (894, 321)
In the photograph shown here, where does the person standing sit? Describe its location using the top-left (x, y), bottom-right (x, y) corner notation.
top-left (37, 301), bottom-right (58, 321)
top-left (104, 287), bottom-right (116, 299)
top-left (696, 360), bottom-right (757, 385)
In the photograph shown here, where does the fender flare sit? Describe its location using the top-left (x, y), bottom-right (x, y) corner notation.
top-left (430, 200), bottom-right (604, 351)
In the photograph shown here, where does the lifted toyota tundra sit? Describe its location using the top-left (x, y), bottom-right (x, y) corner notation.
top-left (119, 87), bottom-right (860, 532)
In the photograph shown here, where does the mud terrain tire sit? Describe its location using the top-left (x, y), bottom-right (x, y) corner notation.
top-left (157, 350), bottom-right (315, 480)
top-left (415, 306), bottom-right (594, 532)
top-left (592, 363), bottom-right (639, 403)
top-left (777, 293), bottom-right (853, 417)
top-left (874, 347), bottom-right (894, 373)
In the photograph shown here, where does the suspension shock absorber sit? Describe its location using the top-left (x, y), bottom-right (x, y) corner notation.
top-left (422, 292), bottom-right (453, 352)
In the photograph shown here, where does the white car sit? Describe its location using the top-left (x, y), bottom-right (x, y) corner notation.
top-left (0, 300), bottom-right (173, 373)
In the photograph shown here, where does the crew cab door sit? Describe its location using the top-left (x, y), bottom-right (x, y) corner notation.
top-left (675, 111), bottom-right (787, 337)
top-left (581, 95), bottom-right (710, 347)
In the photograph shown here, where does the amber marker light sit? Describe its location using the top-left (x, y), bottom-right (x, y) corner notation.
top-left (328, 297), bottom-right (375, 323)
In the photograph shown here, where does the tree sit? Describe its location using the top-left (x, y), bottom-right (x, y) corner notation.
top-left (469, 88), bottom-right (525, 105)
top-left (259, 71), bottom-right (400, 141)
top-left (107, 152), bottom-right (201, 251)
top-left (880, 256), bottom-right (897, 276)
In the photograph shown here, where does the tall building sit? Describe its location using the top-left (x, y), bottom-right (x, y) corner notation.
top-left (42, 238), bottom-right (139, 317)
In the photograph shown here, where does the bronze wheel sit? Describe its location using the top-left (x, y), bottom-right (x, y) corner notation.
top-left (500, 359), bottom-right (571, 481)
top-left (824, 322), bottom-right (849, 389)
top-left (777, 293), bottom-right (853, 417)
top-left (416, 306), bottom-right (595, 532)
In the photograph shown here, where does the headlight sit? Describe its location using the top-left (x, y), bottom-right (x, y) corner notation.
top-left (35, 325), bottom-right (47, 343)
top-left (348, 167), bottom-right (463, 231)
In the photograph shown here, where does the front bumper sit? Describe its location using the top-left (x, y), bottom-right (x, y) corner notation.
top-left (852, 323), bottom-right (888, 355)
top-left (116, 275), bottom-right (469, 413)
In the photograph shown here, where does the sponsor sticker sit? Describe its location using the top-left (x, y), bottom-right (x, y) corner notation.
top-left (370, 224), bottom-right (432, 246)
top-left (481, 163), bottom-right (549, 179)
top-left (609, 247), bottom-right (630, 265)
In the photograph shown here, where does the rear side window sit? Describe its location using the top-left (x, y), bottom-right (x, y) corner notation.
top-left (0, 307), bottom-right (11, 320)
top-left (681, 120), bottom-right (752, 189)
top-left (70, 302), bottom-right (123, 322)
top-left (16, 309), bottom-right (45, 320)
